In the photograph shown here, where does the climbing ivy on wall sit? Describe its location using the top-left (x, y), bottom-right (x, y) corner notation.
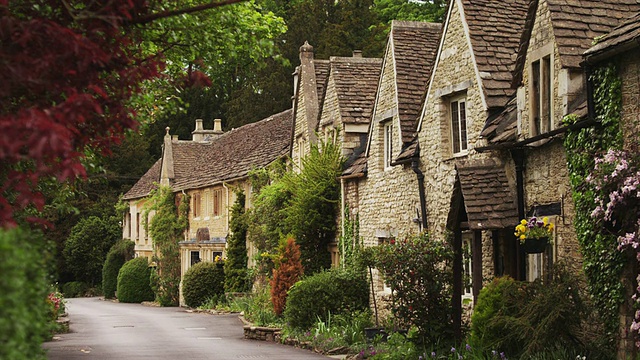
top-left (224, 189), bottom-right (250, 293)
top-left (339, 210), bottom-right (361, 269)
top-left (144, 185), bottom-right (189, 306)
top-left (563, 63), bottom-right (624, 350)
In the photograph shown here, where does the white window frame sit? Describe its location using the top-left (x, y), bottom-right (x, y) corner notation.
top-left (450, 95), bottom-right (468, 156)
top-left (529, 48), bottom-right (554, 136)
top-left (383, 120), bottom-right (393, 170)
top-left (462, 232), bottom-right (473, 302)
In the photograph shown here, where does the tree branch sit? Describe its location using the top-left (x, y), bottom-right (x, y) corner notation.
top-left (129, 0), bottom-right (249, 25)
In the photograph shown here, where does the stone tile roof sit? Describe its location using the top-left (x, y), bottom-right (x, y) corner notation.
top-left (341, 151), bottom-right (367, 178)
top-left (392, 21), bottom-right (442, 143)
top-left (481, 96), bottom-right (518, 143)
top-left (454, 159), bottom-right (519, 230)
top-left (395, 138), bottom-right (419, 162)
top-left (325, 57), bottom-right (382, 125)
top-left (122, 159), bottom-right (161, 200)
top-left (463, 0), bottom-right (530, 109)
top-left (123, 109), bottom-right (293, 200)
top-left (584, 12), bottom-right (640, 62)
top-left (315, 60), bottom-right (331, 104)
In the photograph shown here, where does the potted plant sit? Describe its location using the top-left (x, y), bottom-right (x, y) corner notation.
top-left (514, 217), bottom-right (554, 254)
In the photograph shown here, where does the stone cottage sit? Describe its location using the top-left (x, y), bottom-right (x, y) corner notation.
top-left (316, 52), bottom-right (382, 264)
top-left (122, 110), bottom-right (292, 277)
top-left (340, 20), bottom-right (441, 302)
top-left (415, 0), bottom-right (529, 331)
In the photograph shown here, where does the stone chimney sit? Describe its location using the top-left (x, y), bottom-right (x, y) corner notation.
top-left (192, 118), bottom-right (224, 142)
top-left (160, 127), bottom-right (174, 186)
top-left (352, 50), bottom-right (362, 58)
top-left (298, 41), bottom-right (319, 144)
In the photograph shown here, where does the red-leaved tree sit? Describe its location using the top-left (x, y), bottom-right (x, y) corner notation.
top-left (270, 237), bottom-right (303, 316)
top-left (0, 0), bottom-right (244, 227)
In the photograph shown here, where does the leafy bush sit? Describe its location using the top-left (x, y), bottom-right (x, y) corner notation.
top-left (63, 215), bottom-right (120, 286)
top-left (470, 264), bottom-right (606, 358)
top-left (116, 257), bottom-right (154, 303)
top-left (284, 268), bottom-right (369, 330)
top-left (270, 237), bottom-right (303, 316)
top-left (182, 260), bottom-right (225, 308)
top-left (61, 281), bottom-right (89, 298)
top-left (374, 233), bottom-right (454, 344)
top-left (102, 239), bottom-right (135, 299)
top-left (0, 228), bottom-right (50, 360)
top-left (224, 190), bottom-right (250, 293)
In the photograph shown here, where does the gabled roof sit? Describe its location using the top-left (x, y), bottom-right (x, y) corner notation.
top-left (448, 159), bottom-right (519, 230)
top-left (514, 0), bottom-right (640, 86)
top-left (315, 60), bottom-right (331, 105)
top-left (463, 0), bottom-right (529, 109)
top-left (319, 56), bottom-right (382, 127)
top-left (392, 21), bottom-right (442, 143)
top-left (584, 12), bottom-right (640, 63)
top-left (481, 96), bottom-right (518, 144)
top-left (123, 109), bottom-right (293, 200)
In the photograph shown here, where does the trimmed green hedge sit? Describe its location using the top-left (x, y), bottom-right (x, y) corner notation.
top-left (102, 239), bottom-right (134, 299)
top-left (182, 261), bottom-right (225, 308)
top-left (284, 268), bottom-right (369, 330)
top-left (61, 281), bottom-right (88, 298)
top-left (0, 228), bottom-right (49, 360)
top-left (116, 257), bottom-right (154, 303)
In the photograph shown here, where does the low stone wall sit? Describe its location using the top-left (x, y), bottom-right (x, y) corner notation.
top-left (242, 325), bottom-right (281, 342)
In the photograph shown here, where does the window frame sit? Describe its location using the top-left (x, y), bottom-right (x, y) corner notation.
top-left (383, 119), bottom-right (394, 170)
top-left (462, 232), bottom-right (473, 301)
top-left (212, 189), bottom-right (222, 217)
top-left (193, 193), bottom-right (201, 219)
top-left (450, 95), bottom-right (468, 156)
top-left (530, 53), bottom-right (553, 136)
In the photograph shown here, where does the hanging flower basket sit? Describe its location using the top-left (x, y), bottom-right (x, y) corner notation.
top-left (514, 217), bottom-right (554, 254)
top-left (522, 236), bottom-right (549, 254)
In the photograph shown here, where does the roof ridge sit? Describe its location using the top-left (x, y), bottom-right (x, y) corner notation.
top-left (391, 20), bottom-right (442, 29)
top-left (329, 56), bottom-right (383, 64)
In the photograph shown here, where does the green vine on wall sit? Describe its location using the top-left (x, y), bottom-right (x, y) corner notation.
top-left (143, 185), bottom-right (189, 306)
top-left (339, 209), bottom-right (361, 269)
top-left (563, 63), bottom-right (624, 350)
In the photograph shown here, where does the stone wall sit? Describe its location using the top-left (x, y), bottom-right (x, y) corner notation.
top-left (516, 0), bottom-right (580, 270)
top-left (619, 48), bottom-right (640, 153)
top-left (127, 199), bottom-right (153, 259)
top-left (418, 0), bottom-right (491, 240)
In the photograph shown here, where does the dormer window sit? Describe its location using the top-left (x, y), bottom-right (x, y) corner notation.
top-left (450, 95), bottom-right (468, 155)
top-left (531, 55), bottom-right (552, 135)
top-left (383, 120), bottom-right (393, 170)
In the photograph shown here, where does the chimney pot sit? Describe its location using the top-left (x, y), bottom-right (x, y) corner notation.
top-left (195, 119), bottom-right (204, 131)
top-left (352, 50), bottom-right (362, 58)
top-left (213, 119), bottom-right (223, 133)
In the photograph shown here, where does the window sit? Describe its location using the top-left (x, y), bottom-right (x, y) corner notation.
top-left (462, 234), bottom-right (473, 301)
top-left (136, 213), bottom-right (140, 241)
top-left (212, 251), bottom-right (223, 262)
top-left (190, 251), bottom-right (201, 266)
top-left (126, 213), bottom-right (131, 238)
top-left (193, 193), bottom-right (201, 218)
top-left (451, 97), bottom-right (468, 154)
top-left (296, 136), bottom-right (306, 168)
top-left (531, 55), bottom-right (552, 135)
top-left (212, 189), bottom-right (222, 217)
top-left (383, 120), bottom-right (393, 169)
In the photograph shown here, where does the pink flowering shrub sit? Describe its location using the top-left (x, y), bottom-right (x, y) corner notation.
top-left (587, 149), bottom-right (640, 346)
top-left (46, 290), bottom-right (64, 321)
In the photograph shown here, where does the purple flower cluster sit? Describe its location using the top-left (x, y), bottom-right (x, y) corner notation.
top-left (588, 149), bottom-right (640, 346)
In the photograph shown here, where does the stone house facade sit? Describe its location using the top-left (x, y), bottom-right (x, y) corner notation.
top-left (416, 0), bottom-right (528, 329)
top-left (122, 110), bottom-right (292, 295)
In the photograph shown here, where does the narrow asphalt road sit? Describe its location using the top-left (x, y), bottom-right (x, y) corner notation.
top-left (44, 297), bottom-right (331, 360)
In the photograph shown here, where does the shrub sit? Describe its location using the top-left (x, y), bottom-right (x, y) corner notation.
top-left (470, 264), bottom-right (605, 358)
top-left (61, 281), bottom-right (89, 298)
top-left (284, 268), bottom-right (369, 330)
top-left (63, 215), bottom-right (120, 286)
top-left (182, 260), bottom-right (225, 308)
top-left (0, 228), bottom-right (49, 360)
top-left (102, 239), bottom-right (135, 299)
top-left (116, 257), bottom-right (154, 303)
top-left (270, 237), bottom-right (303, 316)
top-left (224, 190), bottom-right (250, 293)
top-left (374, 233), bottom-right (454, 344)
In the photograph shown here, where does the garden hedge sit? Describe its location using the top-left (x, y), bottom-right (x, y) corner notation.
top-left (116, 257), bottom-right (154, 303)
top-left (284, 268), bottom-right (369, 330)
top-left (182, 261), bottom-right (225, 308)
top-left (102, 239), bottom-right (134, 299)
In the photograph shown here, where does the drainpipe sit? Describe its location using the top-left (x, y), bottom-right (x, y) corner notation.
top-left (411, 144), bottom-right (428, 231)
top-left (510, 148), bottom-right (526, 280)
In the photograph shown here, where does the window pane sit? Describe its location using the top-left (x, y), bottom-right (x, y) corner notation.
top-left (451, 101), bottom-right (460, 154)
top-left (460, 101), bottom-right (467, 151)
top-left (532, 60), bottom-right (541, 135)
top-left (542, 56), bottom-right (551, 132)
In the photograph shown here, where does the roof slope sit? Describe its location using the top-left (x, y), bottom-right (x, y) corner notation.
top-left (315, 60), bottom-right (331, 105)
top-left (463, 0), bottom-right (530, 109)
top-left (327, 56), bottom-right (382, 125)
top-left (392, 21), bottom-right (442, 143)
top-left (123, 109), bottom-right (293, 200)
top-left (584, 12), bottom-right (640, 62)
top-left (452, 159), bottom-right (519, 230)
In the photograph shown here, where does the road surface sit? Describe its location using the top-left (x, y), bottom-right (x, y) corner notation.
top-left (44, 297), bottom-right (331, 360)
